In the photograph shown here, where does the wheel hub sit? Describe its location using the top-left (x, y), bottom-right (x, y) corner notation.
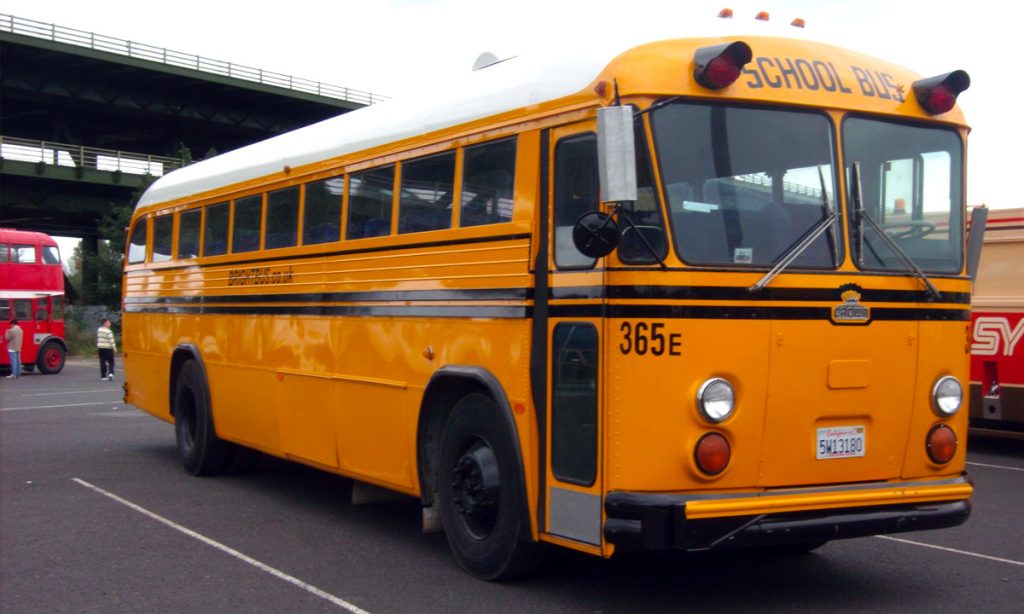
top-left (450, 443), bottom-right (500, 535)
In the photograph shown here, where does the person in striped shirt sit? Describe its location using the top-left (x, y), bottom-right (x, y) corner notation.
top-left (97, 319), bottom-right (117, 381)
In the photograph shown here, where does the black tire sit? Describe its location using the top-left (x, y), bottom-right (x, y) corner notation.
top-left (173, 360), bottom-right (231, 476)
top-left (37, 341), bottom-right (65, 374)
top-left (437, 393), bottom-right (543, 580)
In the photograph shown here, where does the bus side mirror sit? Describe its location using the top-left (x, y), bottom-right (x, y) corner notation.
top-left (597, 106), bottom-right (637, 203)
top-left (572, 211), bottom-right (621, 259)
top-left (966, 206), bottom-right (988, 282)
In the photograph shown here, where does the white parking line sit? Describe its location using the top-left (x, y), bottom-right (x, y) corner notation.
top-left (0, 401), bottom-right (116, 412)
top-left (72, 478), bottom-right (371, 613)
top-left (875, 535), bottom-right (1024, 566)
top-left (23, 389), bottom-right (120, 397)
top-left (966, 461), bottom-right (1024, 472)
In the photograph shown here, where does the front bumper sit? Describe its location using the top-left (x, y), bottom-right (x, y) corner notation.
top-left (605, 475), bottom-right (972, 551)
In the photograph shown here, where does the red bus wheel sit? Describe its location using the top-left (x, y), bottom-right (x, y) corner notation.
top-left (37, 341), bottom-right (66, 374)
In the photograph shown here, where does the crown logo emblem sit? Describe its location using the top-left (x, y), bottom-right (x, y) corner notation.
top-left (832, 285), bottom-right (870, 324)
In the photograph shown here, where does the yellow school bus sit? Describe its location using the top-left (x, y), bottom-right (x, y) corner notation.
top-left (123, 20), bottom-right (974, 579)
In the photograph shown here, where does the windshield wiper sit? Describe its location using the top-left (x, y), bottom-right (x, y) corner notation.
top-left (851, 162), bottom-right (942, 300)
top-left (749, 165), bottom-right (838, 293)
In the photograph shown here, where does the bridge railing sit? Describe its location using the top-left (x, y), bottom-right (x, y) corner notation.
top-left (0, 135), bottom-right (184, 177)
top-left (0, 13), bottom-right (389, 106)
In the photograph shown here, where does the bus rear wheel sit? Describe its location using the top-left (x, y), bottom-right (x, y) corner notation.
top-left (37, 341), bottom-right (66, 374)
top-left (437, 393), bottom-right (543, 580)
top-left (173, 360), bottom-right (231, 476)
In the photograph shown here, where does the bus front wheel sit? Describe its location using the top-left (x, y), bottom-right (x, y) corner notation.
top-left (37, 341), bottom-right (65, 374)
top-left (173, 360), bottom-right (231, 476)
top-left (437, 393), bottom-right (543, 580)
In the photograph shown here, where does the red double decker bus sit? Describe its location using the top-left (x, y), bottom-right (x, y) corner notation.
top-left (1, 229), bottom-right (68, 375)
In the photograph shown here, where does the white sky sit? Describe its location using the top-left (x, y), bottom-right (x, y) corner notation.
top-left (2, 0), bottom-right (1018, 257)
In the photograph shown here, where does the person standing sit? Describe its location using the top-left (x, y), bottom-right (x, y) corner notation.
top-left (5, 319), bottom-right (24, 379)
top-left (97, 319), bottom-right (117, 381)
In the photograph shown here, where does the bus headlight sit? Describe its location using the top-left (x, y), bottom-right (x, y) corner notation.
top-left (931, 376), bottom-right (963, 416)
top-left (696, 378), bottom-right (735, 423)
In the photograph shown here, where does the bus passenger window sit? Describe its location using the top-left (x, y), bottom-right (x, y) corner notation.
top-left (0, 244), bottom-right (8, 263)
top-left (203, 202), bottom-right (229, 257)
top-left (399, 152), bottom-right (455, 234)
top-left (460, 138), bottom-right (516, 227)
top-left (348, 166), bottom-right (395, 239)
top-left (36, 305), bottom-right (47, 320)
top-left (0, 300), bottom-right (9, 321)
top-left (152, 215), bottom-right (174, 262)
top-left (554, 134), bottom-right (599, 269)
top-left (178, 209), bottom-right (201, 259)
top-left (127, 221), bottom-right (147, 264)
top-left (232, 195), bottom-right (263, 253)
top-left (266, 186), bottom-right (299, 249)
top-left (12, 245), bottom-right (36, 264)
top-left (42, 245), bottom-right (61, 265)
top-left (52, 297), bottom-right (63, 321)
top-left (303, 177), bottom-right (343, 245)
top-left (13, 299), bottom-right (31, 321)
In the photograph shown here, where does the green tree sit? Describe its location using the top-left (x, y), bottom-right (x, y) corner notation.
top-left (81, 177), bottom-right (155, 308)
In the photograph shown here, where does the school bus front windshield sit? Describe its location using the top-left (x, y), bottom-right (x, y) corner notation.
top-left (650, 101), bottom-right (963, 273)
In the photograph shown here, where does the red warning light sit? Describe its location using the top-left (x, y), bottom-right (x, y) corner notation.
top-left (913, 70), bottom-right (970, 115)
top-left (693, 41), bottom-right (753, 90)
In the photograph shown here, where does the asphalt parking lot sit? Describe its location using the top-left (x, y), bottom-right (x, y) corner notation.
top-left (2, 359), bottom-right (1022, 613)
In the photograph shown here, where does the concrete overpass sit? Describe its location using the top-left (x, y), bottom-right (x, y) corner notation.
top-left (0, 13), bottom-right (385, 239)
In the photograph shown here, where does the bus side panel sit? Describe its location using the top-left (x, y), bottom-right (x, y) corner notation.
top-left (123, 311), bottom-right (173, 423)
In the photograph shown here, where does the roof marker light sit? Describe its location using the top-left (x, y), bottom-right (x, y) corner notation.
top-left (755, 11), bottom-right (770, 21)
top-left (791, 18), bottom-right (806, 28)
top-left (718, 8), bottom-right (734, 18)
top-left (693, 41), bottom-right (753, 90)
top-left (913, 70), bottom-right (971, 115)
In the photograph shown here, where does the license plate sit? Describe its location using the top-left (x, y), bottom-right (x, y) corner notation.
top-left (816, 426), bottom-right (865, 460)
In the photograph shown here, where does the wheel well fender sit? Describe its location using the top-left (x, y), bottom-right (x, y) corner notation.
top-left (417, 366), bottom-right (531, 535)
top-left (169, 344), bottom-right (209, 418)
top-left (36, 335), bottom-right (67, 353)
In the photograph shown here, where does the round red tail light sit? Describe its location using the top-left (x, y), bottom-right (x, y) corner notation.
top-left (695, 432), bottom-right (731, 475)
top-left (926, 424), bottom-right (958, 464)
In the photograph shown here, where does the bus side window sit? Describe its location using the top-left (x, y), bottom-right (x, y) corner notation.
top-left (0, 300), bottom-right (10, 321)
top-left (266, 186), bottom-right (300, 249)
top-left (36, 302), bottom-right (47, 321)
top-left (554, 133), bottom-right (599, 269)
top-left (52, 297), bottom-right (64, 322)
top-left (232, 195), bottom-right (263, 253)
top-left (398, 152), bottom-right (455, 234)
top-left (152, 215), bottom-right (174, 263)
top-left (0, 244), bottom-right (8, 263)
top-left (348, 166), bottom-right (395, 239)
top-left (303, 177), bottom-right (343, 245)
top-left (178, 209), bottom-right (202, 259)
top-left (127, 221), bottom-right (147, 264)
top-left (460, 138), bottom-right (516, 227)
top-left (203, 202), bottom-right (230, 257)
top-left (12, 244), bottom-right (36, 264)
top-left (42, 245), bottom-right (61, 265)
top-left (13, 299), bottom-right (31, 321)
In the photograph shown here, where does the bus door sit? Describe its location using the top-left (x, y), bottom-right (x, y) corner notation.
top-left (543, 122), bottom-right (605, 548)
